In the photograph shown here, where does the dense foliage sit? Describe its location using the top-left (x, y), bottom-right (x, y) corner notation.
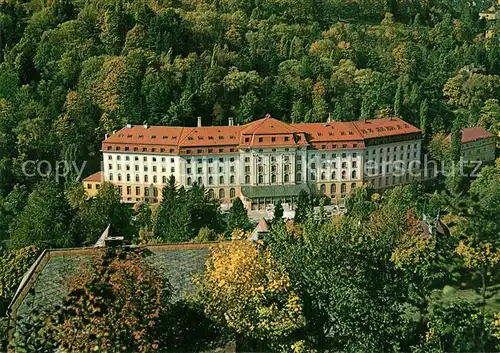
top-left (1, 0), bottom-right (500, 246)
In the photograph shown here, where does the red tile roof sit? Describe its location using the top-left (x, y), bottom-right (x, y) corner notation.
top-left (460, 127), bottom-right (494, 143)
top-left (83, 171), bottom-right (103, 182)
top-left (101, 115), bottom-right (420, 154)
top-left (352, 117), bottom-right (420, 139)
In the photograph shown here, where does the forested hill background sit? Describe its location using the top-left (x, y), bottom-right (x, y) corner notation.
top-left (1, 0), bottom-right (500, 199)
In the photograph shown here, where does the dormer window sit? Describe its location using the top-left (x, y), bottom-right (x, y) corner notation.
top-left (138, 135), bottom-right (144, 138)
top-left (152, 135), bottom-right (156, 139)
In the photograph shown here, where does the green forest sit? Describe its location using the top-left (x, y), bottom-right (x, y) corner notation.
top-left (1, 0), bottom-right (500, 243)
top-left (1, 0), bottom-right (500, 351)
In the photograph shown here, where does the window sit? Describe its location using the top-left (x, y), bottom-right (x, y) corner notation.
top-left (198, 177), bottom-right (202, 184)
top-left (219, 176), bottom-right (224, 184)
top-left (209, 176), bottom-right (213, 185)
top-left (245, 175), bottom-right (251, 184)
top-left (284, 174), bottom-right (290, 183)
top-left (321, 172), bottom-right (326, 181)
top-left (284, 136), bottom-right (289, 142)
top-left (245, 166), bottom-right (250, 173)
top-left (117, 164), bottom-right (121, 170)
top-left (126, 174), bottom-right (131, 182)
top-left (330, 184), bottom-right (336, 194)
top-left (208, 189), bottom-right (214, 198)
top-left (87, 184), bottom-right (92, 190)
top-left (310, 173), bottom-right (316, 181)
top-left (331, 171), bottom-right (336, 179)
top-left (197, 167), bottom-right (202, 174)
top-left (127, 186), bottom-right (131, 195)
top-left (352, 161), bottom-right (357, 168)
top-left (187, 168), bottom-right (191, 174)
top-left (162, 176), bottom-right (167, 183)
top-left (230, 166), bottom-right (235, 172)
top-left (153, 166), bottom-right (157, 172)
top-left (135, 165), bottom-right (139, 171)
top-left (272, 137), bottom-right (276, 142)
top-left (258, 175), bottom-right (264, 184)
top-left (258, 137), bottom-right (263, 142)
top-left (297, 163), bottom-right (302, 171)
top-left (351, 183), bottom-right (356, 190)
top-left (230, 175), bottom-right (235, 184)
top-left (153, 175), bottom-right (157, 183)
top-left (109, 164), bottom-right (112, 170)
top-left (341, 183), bottom-right (346, 194)
top-left (245, 157), bottom-right (250, 163)
top-left (219, 189), bottom-right (225, 199)
top-left (144, 175), bottom-right (148, 183)
top-left (311, 163), bottom-right (316, 169)
top-left (320, 184), bottom-right (326, 193)
top-left (135, 174), bottom-right (139, 182)
top-left (352, 170), bottom-right (357, 179)
top-left (136, 186), bottom-right (140, 195)
top-left (154, 187), bottom-right (158, 197)
top-left (187, 177), bottom-right (192, 186)
top-left (341, 171), bottom-right (346, 179)
top-left (271, 174), bottom-right (276, 183)
top-left (208, 158), bottom-right (213, 163)
top-left (342, 153), bottom-right (347, 158)
top-left (353, 153), bottom-right (357, 158)
top-left (230, 188), bottom-right (236, 198)
top-left (144, 166), bottom-right (148, 172)
top-left (118, 173), bottom-right (122, 181)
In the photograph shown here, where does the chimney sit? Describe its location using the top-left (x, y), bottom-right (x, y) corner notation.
top-left (327, 112), bottom-right (332, 123)
top-left (105, 134), bottom-right (108, 140)
top-left (197, 116), bottom-right (202, 127)
top-left (228, 117), bottom-right (234, 126)
top-left (126, 123), bottom-right (132, 128)
top-left (143, 121), bottom-right (148, 129)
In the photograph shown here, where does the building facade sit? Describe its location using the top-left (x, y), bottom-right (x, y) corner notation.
top-left (83, 115), bottom-right (422, 209)
top-left (457, 127), bottom-right (496, 163)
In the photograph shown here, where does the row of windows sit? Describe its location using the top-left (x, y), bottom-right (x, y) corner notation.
top-left (310, 161), bottom-right (357, 169)
top-left (110, 174), bottom-right (173, 183)
top-left (253, 174), bottom-right (292, 184)
top-left (109, 164), bottom-right (176, 173)
top-left (207, 188), bottom-right (236, 199)
top-left (187, 175), bottom-right (236, 185)
top-left (319, 183), bottom-right (356, 194)
top-left (311, 152), bottom-right (358, 160)
top-left (187, 166), bottom-right (235, 174)
top-left (109, 155), bottom-right (176, 163)
top-left (186, 157), bottom-right (236, 164)
top-left (313, 170), bottom-right (357, 180)
top-left (365, 152), bottom-right (418, 163)
top-left (117, 185), bottom-right (237, 200)
top-left (365, 144), bottom-right (418, 155)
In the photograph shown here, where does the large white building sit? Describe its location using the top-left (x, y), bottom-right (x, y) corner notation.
top-left (83, 115), bottom-right (422, 209)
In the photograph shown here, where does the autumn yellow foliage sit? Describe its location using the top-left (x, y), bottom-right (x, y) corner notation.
top-left (195, 241), bottom-right (304, 342)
